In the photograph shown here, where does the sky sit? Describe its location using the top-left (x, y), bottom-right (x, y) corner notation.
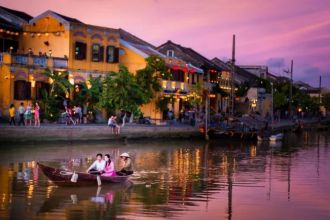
top-left (1, 0), bottom-right (330, 87)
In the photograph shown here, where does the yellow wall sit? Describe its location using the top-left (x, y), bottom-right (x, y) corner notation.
top-left (119, 44), bottom-right (147, 74)
top-left (68, 24), bottom-right (120, 73)
top-left (21, 16), bottom-right (69, 57)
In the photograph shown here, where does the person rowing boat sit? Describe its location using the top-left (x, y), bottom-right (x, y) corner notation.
top-left (116, 153), bottom-right (133, 176)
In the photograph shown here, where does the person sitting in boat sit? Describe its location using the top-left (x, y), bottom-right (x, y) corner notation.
top-left (116, 153), bottom-right (133, 176)
top-left (101, 154), bottom-right (116, 177)
top-left (86, 153), bottom-right (106, 174)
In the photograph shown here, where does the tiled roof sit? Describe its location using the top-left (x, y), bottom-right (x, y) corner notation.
top-left (157, 40), bottom-right (221, 71)
top-left (0, 17), bottom-right (20, 30)
top-left (119, 29), bottom-right (156, 49)
top-left (0, 6), bottom-right (32, 22)
top-left (51, 11), bottom-right (84, 24)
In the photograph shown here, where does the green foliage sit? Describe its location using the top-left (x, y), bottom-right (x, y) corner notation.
top-left (99, 65), bottom-right (145, 114)
top-left (188, 82), bottom-right (203, 106)
top-left (156, 95), bottom-right (176, 111)
top-left (40, 90), bottom-right (60, 122)
top-left (235, 82), bottom-right (250, 97)
top-left (322, 93), bottom-right (330, 110)
top-left (43, 68), bottom-right (71, 98)
top-left (136, 55), bottom-right (172, 104)
top-left (255, 78), bottom-right (271, 93)
top-left (40, 69), bottom-right (72, 121)
top-left (72, 76), bottom-right (102, 114)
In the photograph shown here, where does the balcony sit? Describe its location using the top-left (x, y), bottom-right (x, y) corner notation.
top-left (53, 58), bottom-right (68, 69)
top-left (162, 80), bottom-right (189, 94)
top-left (12, 54), bottom-right (28, 65)
top-left (33, 56), bottom-right (47, 67)
top-left (0, 53), bottom-right (68, 69)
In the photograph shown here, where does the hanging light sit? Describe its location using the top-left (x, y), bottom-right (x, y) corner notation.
top-left (23, 32), bottom-right (27, 36)
top-left (0, 29), bottom-right (3, 32)
top-left (45, 32), bottom-right (49, 37)
top-left (37, 33), bottom-right (41, 37)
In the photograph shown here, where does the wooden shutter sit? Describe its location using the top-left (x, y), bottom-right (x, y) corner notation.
top-left (113, 47), bottom-right (119, 63)
top-left (99, 46), bottom-right (104, 62)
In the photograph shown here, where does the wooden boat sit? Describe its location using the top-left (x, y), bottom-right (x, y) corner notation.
top-left (38, 163), bottom-right (129, 187)
top-left (269, 133), bottom-right (283, 142)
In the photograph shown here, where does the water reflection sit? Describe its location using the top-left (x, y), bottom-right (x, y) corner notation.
top-left (0, 132), bottom-right (330, 219)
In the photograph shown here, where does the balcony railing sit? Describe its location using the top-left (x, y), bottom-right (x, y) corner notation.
top-left (33, 56), bottom-right (47, 67)
top-left (162, 80), bottom-right (189, 93)
top-left (53, 58), bottom-right (68, 69)
top-left (12, 54), bottom-right (28, 65)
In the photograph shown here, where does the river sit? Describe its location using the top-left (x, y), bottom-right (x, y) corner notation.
top-left (0, 131), bottom-right (329, 220)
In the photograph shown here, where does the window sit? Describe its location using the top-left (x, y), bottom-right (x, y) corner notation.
top-left (75, 42), bottom-right (87, 60)
top-left (171, 69), bottom-right (185, 82)
top-left (106, 46), bottom-right (119, 63)
top-left (167, 50), bottom-right (174, 57)
top-left (92, 44), bottom-right (103, 62)
top-left (14, 80), bottom-right (31, 100)
top-left (35, 82), bottom-right (50, 100)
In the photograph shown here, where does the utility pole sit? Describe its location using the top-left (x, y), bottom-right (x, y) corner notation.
top-left (205, 70), bottom-right (209, 141)
top-left (230, 35), bottom-right (236, 117)
top-left (289, 60), bottom-right (293, 118)
top-left (319, 75), bottom-right (322, 104)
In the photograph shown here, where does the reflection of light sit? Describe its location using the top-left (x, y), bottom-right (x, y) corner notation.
top-left (171, 81), bottom-right (176, 90)
top-left (27, 183), bottom-right (34, 199)
top-left (250, 145), bottom-right (257, 157)
top-left (162, 80), bottom-right (167, 89)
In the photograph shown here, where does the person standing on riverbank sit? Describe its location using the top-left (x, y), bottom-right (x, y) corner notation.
top-left (25, 103), bottom-right (33, 126)
top-left (9, 104), bottom-right (16, 126)
top-left (34, 102), bottom-right (40, 127)
top-left (18, 102), bottom-right (25, 126)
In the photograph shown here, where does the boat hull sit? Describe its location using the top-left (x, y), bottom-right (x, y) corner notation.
top-left (38, 163), bottom-right (129, 187)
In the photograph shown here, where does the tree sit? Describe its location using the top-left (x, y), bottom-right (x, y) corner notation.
top-left (72, 76), bottom-right (102, 114)
top-left (99, 65), bottom-right (145, 121)
top-left (322, 93), bottom-right (330, 110)
top-left (136, 55), bottom-right (172, 104)
top-left (40, 69), bottom-right (72, 121)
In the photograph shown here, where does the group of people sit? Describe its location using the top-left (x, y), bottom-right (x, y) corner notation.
top-left (64, 105), bottom-right (82, 125)
top-left (86, 152), bottom-right (133, 176)
top-left (8, 102), bottom-right (40, 127)
top-left (108, 116), bottom-right (121, 134)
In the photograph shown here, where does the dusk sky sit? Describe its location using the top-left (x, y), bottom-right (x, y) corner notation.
top-left (1, 0), bottom-right (330, 87)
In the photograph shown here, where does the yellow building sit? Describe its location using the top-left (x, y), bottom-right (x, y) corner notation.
top-left (119, 29), bottom-right (204, 121)
top-left (0, 8), bottom-right (204, 122)
top-left (1, 10), bottom-right (120, 119)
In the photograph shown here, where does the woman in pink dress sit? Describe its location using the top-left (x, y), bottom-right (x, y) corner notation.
top-left (101, 154), bottom-right (116, 177)
top-left (34, 102), bottom-right (40, 127)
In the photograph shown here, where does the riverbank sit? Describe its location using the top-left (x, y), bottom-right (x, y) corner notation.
top-left (0, 119), bottom-right (328, 143)
top-left (0, 123), bottom-right (202, 143)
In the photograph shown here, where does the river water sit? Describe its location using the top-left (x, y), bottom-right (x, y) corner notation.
top-left (0, 131), bottom-right (329, 220)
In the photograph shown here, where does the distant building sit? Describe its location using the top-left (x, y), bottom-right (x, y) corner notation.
top-left (157, 41), bottom-right (225, 113)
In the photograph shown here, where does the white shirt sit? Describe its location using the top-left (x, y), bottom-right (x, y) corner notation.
top-left (87, 160), bottom-right (106, 171)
